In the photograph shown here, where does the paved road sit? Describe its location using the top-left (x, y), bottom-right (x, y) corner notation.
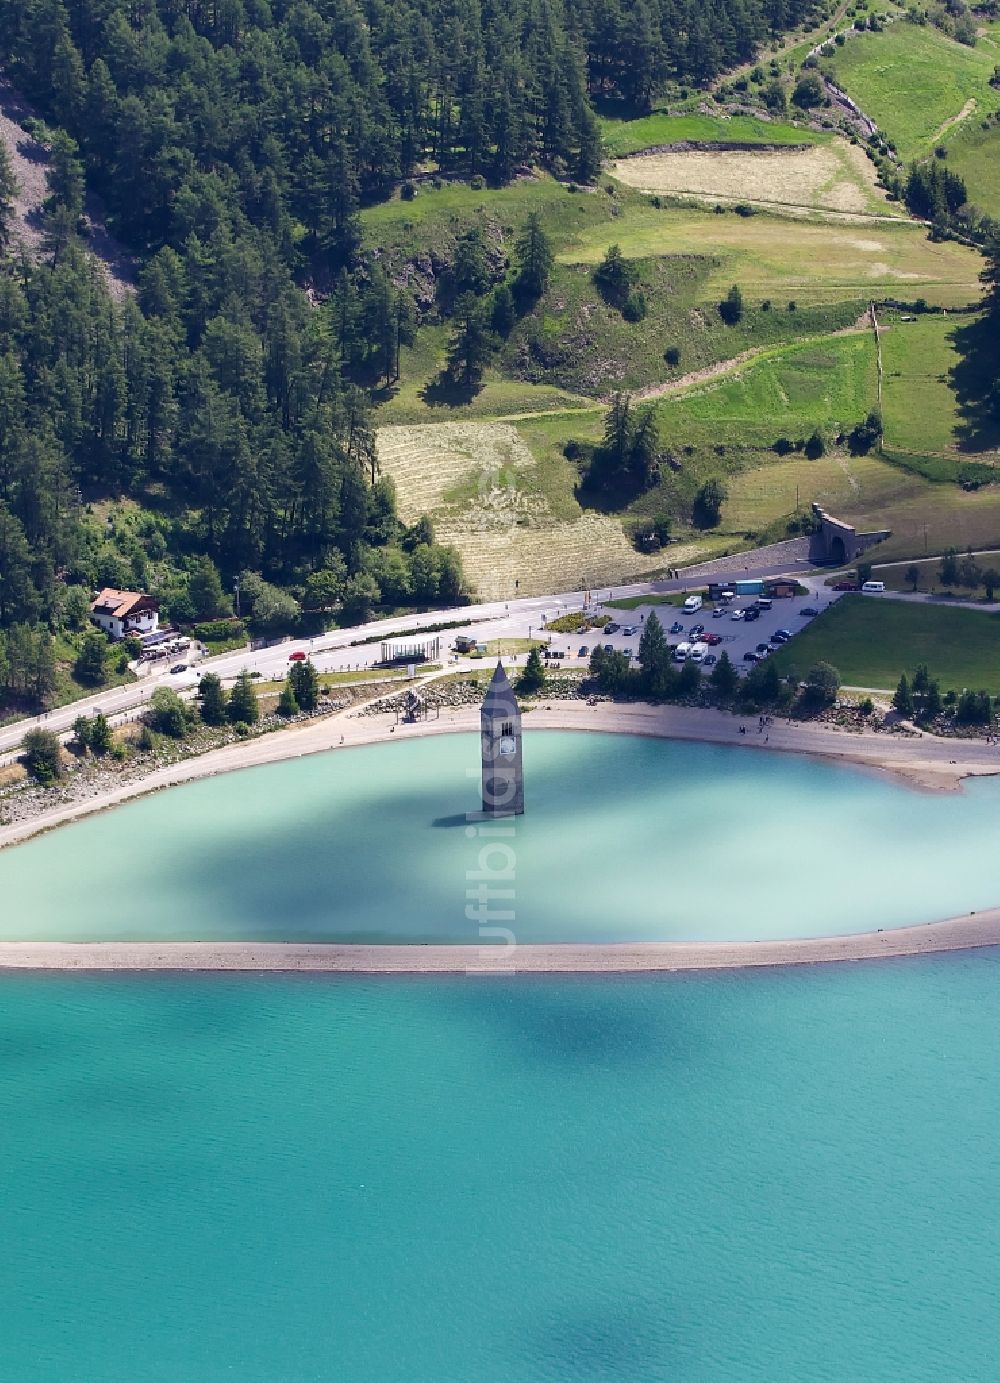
top-left (0, 557), bottom-right (835, 762)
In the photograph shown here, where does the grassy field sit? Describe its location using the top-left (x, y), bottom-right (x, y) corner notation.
top-left (880, 314), bottom-right (963, 455)
top-left (504, 257), bottom-right (861, 396)
top-left (612, 137), bottom-right (899, 216)
top-left (825, 22), bottom-right (1000, 161)
top-left (559, 206), bottom-right (982, 307)
top-left (769, 595), bottom-right (1000, 690)
top-left (598, 111), bottom-right (827, 157)
top-left (947, 119), bottom-right (1000, 219)
top-left (652, 331), bottom-right (878, 446)
top-left (880, 312), bottom-right (1000, 458)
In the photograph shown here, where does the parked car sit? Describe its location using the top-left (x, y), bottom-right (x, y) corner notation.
top-left (832, 581), bottom-right (857, 592)
top-left (578, 645), bottom-right (589, 657)
top-left (703, 632), bottom-right (721, 646)
top-left (670, 621), bottom-right (684, 634)
top-left (170, 663), bottom-right (188, 674)
top-left (775, 628), bottom-right (793, 642)
top-left (603, 623), bottom-right (615, 634)
top-left (756, 642), bottom-right (770, 654)
top-left (712, 606), bottom-right (727, 618)
top-left (690, 623), bottom-right (705, 637)
top-left (800, 606), bottom-right (819, 617)
top-left (731, 609), bottom-right (744, 621)
top-left (703, 653), bottom-right (718, 667)
top-left (603, 643), bottom-right (614, 653)
top-left (743, 606), bottom-right (760, 622)
top-left (288, 650), bottom-right (307, 661)
top-left (743, 651), bottom-right (760, 663)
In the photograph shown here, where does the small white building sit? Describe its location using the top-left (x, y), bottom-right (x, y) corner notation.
top-left (90, 588), bottom-right (160, 641)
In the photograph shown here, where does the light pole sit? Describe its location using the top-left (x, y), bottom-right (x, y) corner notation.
top-left (233, 577), bottom-right (241, 619)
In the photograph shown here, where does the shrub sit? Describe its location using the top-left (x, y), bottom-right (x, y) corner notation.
top-left (23, 729), bottom-right (63, 784)
top-left (664, 345), bottom-right (681, 367)
top-left (401, 181), bottom-right (417, 200)
top-left (193, 619), bottom-right (247, 644)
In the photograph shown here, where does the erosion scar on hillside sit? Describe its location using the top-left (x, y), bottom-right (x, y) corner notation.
top-left (0, 72), bottom-right (134, 301)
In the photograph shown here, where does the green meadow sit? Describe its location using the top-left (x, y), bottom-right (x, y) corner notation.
top-left (826, 22), bottom-right (1000, 161)
top-left (769, 596), bottom-right (1000, 691)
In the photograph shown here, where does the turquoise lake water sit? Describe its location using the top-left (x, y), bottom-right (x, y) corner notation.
top-left (2, 731), bottom-right (1000, 942)
top-left (3, 959), bottom-right (1000, 1381)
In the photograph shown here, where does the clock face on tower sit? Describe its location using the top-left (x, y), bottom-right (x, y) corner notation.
top-left (499, 736), bottom-right (515, 756)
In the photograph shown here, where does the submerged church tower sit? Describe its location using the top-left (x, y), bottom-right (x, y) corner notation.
top-left (480, 662), bottom-right (524, 817)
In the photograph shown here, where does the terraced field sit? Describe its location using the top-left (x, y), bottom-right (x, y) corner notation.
top-left (377, 421), bottom-right (719, 597)
top-left (612, 138), bottom-right (899, 217)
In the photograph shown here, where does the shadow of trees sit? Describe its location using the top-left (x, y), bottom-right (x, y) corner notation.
top-left (948, 315), bottom-right (1000, 453)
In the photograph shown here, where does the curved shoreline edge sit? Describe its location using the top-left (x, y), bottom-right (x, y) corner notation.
top-left (2, 908), bottom-right (1000, 973)
top-left (3, 699), bottom-right (1000, 974)
top-left (4, 697), bottom-right (1000, 861)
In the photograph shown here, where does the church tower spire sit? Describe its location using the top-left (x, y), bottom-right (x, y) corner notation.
top-left (480, 662), bottom-right (524, 816)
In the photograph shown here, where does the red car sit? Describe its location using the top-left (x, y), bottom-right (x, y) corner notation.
top-left (288, 650), bottom-right (307, 661)
top-left (702, 632), bottom-right (722, 646)
top-left (831, 581), bottom-right (857, 592)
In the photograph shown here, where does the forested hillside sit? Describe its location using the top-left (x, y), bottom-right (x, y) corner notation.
top-left (0, 0), bottom-right (834, 708)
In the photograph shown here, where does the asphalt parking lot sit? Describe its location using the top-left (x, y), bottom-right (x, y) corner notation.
top-left (543, 592), bottom-right (840, 674)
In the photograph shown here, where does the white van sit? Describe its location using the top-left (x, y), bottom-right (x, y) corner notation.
top-left (673, 641), bottom-right (692, 662)
top-left (861, 580), bottom-right (885, 593)
top-left (690, 642), bottom-right (708, 664)
top-left (682, 594), bottom-right (703, 613)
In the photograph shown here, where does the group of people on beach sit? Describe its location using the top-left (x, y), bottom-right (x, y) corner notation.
top-left (737, 716), bottom-right (772, 743)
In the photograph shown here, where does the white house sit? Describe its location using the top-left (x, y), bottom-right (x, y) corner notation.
top-left (90, 588), bottom-right (160, 641)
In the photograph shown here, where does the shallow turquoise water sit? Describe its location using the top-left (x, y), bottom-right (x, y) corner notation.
top-left (2, 731), bottom-right (1000, 942)
top-left (3, 959), bottom-right (1000, 1381)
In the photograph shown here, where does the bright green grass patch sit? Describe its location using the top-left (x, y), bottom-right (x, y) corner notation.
top-left (653, 332), bottom-right (878, 447)
top-left (769, 595), bottom-right (1000, 690)
top-left (598, 111), bottom-right (826, 158)
top-left (559, 206), bottom-right (982, 307)
top-left (825, 22), bottom-right (1000, 161)
top-left (880, 314), bottom-right (965, 454)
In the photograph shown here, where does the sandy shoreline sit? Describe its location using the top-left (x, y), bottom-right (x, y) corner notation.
top-left (3, 698), bottom-right (1000, 973)
top-left (1, 907), bottom-right (999, 973)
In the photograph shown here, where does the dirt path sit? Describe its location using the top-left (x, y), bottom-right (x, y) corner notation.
top-left (627, 319), bottom-right (870, 405)
top-left (931, 98), bottom-right (976, 143)
top-left (0, 72), bottom-right (134, 300)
